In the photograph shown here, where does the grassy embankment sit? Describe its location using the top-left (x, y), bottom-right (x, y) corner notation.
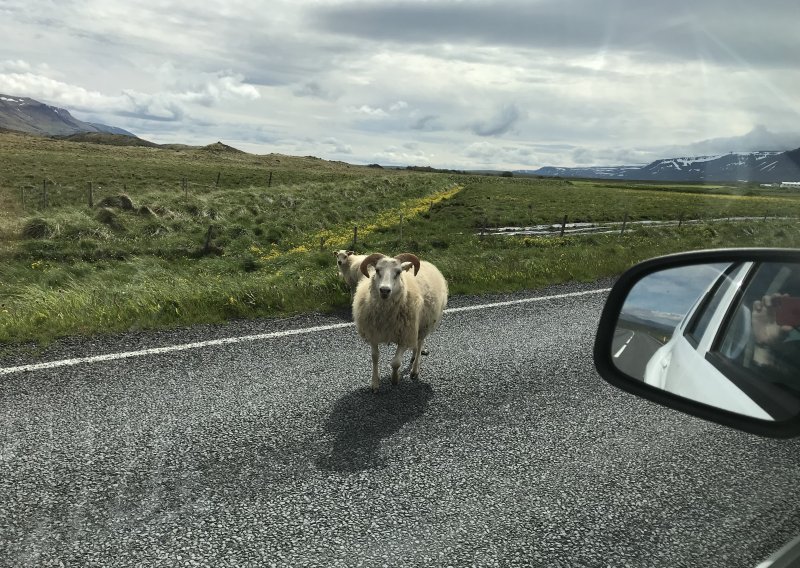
top-left (1, 131), bottom-right (799, 347)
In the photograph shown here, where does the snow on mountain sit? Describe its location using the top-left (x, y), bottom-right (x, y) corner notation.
top-left (517, 165), bottom-right (642, 179)
top-left (524, 149), bottom-right (800, 183)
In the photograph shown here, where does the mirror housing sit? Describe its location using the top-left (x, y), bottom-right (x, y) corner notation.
top-left (594, 248), bottom-right (800, 438)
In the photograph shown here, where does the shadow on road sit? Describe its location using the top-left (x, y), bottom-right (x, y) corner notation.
top-left (315, 380), bottom-right (433, 473)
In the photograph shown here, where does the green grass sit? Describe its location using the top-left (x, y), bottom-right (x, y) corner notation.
top-left (451, 176), bottom-right (798, 226)
top-left (2, 131), bottom-right (800, 349)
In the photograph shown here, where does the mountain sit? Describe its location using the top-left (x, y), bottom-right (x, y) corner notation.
top-left (0, 94), bottom-right (135, 137)
top-left (526, 165), bottom-right (641, 179)
top-left (637, 150), bottom-right (800, 183)
top-left (523, 148), bottom-right (800, 183)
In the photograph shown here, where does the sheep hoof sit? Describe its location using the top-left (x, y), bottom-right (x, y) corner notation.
top-left (391, 376), bottom-right (399, 386)
top-left (410, 372), bottom-right (419, 381)
top-left (421, 349), bottom-right (430, 356)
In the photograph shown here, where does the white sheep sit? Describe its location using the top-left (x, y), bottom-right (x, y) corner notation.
top-left (352, 252), bottom-right (448, 392)
top-left (334, 249), bottom-right (368, 295)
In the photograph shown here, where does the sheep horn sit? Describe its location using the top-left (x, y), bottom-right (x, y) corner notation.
top-left (360, 253), bottom-right (385, 277)
top-left (394, 253), bottom-right (420, 276)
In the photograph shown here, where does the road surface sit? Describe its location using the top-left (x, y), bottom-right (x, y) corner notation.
top-left (2, 281), bottom-right (800, 567)
top-left (611, 327), bottom-right (666, 380)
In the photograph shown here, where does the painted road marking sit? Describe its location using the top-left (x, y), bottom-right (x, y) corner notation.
top-left (1, 288), bottom-right (611, 375)
top-left (614, 331), bottom-right (635, 358)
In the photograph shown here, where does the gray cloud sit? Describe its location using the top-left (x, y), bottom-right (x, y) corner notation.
top-left (684, 125), bottom-right (800, 155)
top-left (410, 115), bottom-right (441, 131)
top-left (293, 81), bottom-right (337, 100)
top-left (471, 104), bottom-right (524, 137)
top-left (309, 0), bottom-right (800, 68)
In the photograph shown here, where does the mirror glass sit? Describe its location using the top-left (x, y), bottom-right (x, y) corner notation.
top-left (613, 261), bottom-right (800, 421)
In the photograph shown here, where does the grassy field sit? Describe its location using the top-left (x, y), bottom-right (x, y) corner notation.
top-left (2, 131), bottom-right (800, 349)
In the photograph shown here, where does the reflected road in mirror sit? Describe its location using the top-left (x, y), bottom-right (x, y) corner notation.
top-left (613, 263), bottom-right (728, 379)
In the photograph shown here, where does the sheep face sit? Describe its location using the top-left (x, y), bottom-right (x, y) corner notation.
top-left (334, 249), bottom-right (354, 269)
top-left (370, 257), bottom-right (415, 300)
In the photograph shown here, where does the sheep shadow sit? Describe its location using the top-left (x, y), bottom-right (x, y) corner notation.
top-left (315, 380), bottom-right (433, 473)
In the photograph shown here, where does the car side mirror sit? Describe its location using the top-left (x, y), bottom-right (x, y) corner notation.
top-left (594, 248), bottom-right (800, 438)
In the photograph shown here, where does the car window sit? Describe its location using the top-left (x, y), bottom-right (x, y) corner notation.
top-left (707, 262), bottom-right (800, 420)
top-left (684, 264), bottom-right (742, 346)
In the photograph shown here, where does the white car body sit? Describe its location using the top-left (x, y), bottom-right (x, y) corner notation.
top-left (643, 262), bottom-right (773, 420)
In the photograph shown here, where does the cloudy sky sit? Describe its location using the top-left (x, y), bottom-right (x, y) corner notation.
top-left (1, 0), bottom-right (799, 169)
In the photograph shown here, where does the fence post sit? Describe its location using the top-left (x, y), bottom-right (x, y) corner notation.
top-left (560, 214), bottom-right (567, 237)
top-left (88, 182), bottom-right (94, 208)
top-left (620, 212), bottom-right (628, 236)
top-left (399, 213), bottom-right (403, 246)
top-left (320, 236), bottom-right (325, 252)
top-left (21, 186), bottom-right (25, 210)
top-left (268, 172), bottom-right (273, 188)
top-left (43, 179), bottom-right (48, 209)
top-left (203, 225), bottom-right (214, 255)
top-left (216, 172), bottom-right (221, 188)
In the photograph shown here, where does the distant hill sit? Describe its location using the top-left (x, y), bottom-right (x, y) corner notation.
top-left (522, 148), bottom-right (800, 183)
top-left (56, 132), bottom-right (160, 147)
top-left (0, 94), bottom-right (136, 137)
top-left (199, 141), bottom-right (246, 154)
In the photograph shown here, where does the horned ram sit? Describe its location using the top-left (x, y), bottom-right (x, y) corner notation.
top-left (352, 253), bottom-right (448, 392)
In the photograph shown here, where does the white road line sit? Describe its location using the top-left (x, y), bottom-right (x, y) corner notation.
top-left (0, 287), bottom-right (611, 376)
top-left (613, 331), bottom-right (635, 358)
top-left (444, 288), bottom-right (610, 313)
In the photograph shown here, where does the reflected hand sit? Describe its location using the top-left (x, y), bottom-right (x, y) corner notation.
top-left (752, 293), bottom-right (792, 345)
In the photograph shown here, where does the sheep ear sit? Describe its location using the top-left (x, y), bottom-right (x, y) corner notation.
top-left (394, 253), bottom-right (420, 276)
top-left (360, 253), bottom-right (385, 277)
top-left (400, 262), bottom-right (415, 273)
top-left (346, 250), bottom-right (354, 256)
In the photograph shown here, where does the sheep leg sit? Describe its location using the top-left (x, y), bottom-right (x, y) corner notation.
top-left (411, 340), bottom-right (424, 380)
top-left (390, 345), bottom-right (405, 385)
top-left (410, 348), bottom-right (429, 365)
top-left (370, 343), bottom-right (380, 393)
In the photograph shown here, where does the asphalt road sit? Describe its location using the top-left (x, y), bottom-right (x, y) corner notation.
top-left (2, 281), bottom-right (800, 567)
top-left (611, 327), bottom-right (666, 380)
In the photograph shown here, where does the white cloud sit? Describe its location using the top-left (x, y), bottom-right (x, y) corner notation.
top-left (0, 60), bottom-right (32, 72)
top-left (0, 63), bottom-right (259, 122)
top-left (464, 141), bottom-right (536, 166)
top-left (351, 105), bottom-right (388, 118)
top-left (0, 71), bottom-right (116, 111)
top-left (374, 144), bottom-right (435, 166)
top-left (323, 137), bottom-right (353, 154)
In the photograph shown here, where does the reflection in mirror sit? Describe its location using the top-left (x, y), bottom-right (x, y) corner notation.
top-left (613, 261), bottom-right (800, 422)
